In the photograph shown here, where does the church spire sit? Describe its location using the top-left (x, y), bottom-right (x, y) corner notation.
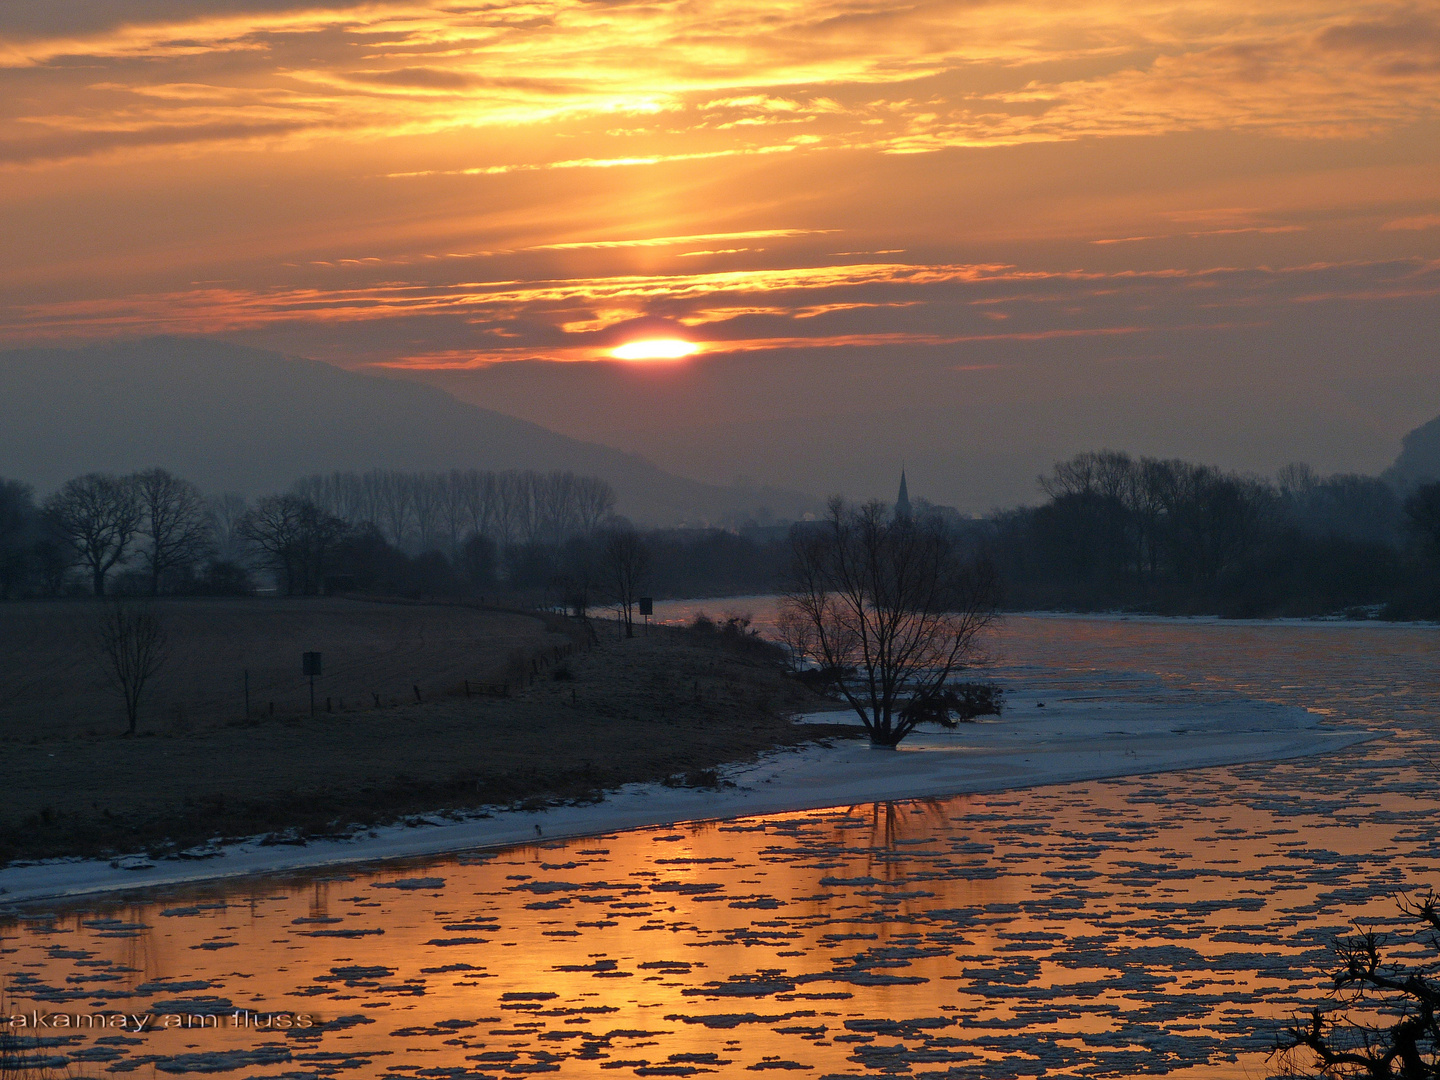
top-left (895, 469), bottom-right (912, 522)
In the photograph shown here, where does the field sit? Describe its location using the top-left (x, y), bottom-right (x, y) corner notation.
top-left (0, 600), bottom-right (840, 864)
top-left (0, 597), bottom-right (564, 740)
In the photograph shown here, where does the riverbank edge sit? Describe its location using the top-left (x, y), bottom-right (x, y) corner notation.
top-left (0, 704), bottom-right (1382, 910)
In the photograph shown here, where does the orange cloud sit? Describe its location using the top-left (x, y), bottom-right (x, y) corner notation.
top-left (4, 257), bottom-right (1432, 371)
top-left (1383, 213), bottom-right (1440, 231)
top-left (0, 0), bottom-right (1435, 395)
top-left (3, 0), bottom-right (1439, 170)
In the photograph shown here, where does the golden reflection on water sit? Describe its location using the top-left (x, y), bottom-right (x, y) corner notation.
top-left (4, 615), bottom-right (1440, 1078)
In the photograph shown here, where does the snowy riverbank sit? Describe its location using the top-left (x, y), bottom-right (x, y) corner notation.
top-left (0, 684), bottom-right (1377, 907)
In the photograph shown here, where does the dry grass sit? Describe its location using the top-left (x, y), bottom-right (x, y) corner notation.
top-left (0, 609), bottom-right (847, 865)
top-left (0, 597), bottom-right (562, 739)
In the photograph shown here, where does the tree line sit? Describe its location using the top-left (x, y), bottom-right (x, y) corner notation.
top-left (292, 469), bottom-right (616, 552)
top-left (970, 451), bottom-right (1440, 617)
top-left (4, 453), bottom-right (1438, 618)
top-left (1, 470), bottom-right (217, 599)
top-left (0, 467), bottom-right (626, 600)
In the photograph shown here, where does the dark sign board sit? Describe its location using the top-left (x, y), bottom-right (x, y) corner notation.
top-left (302, 651), bottom-right (323, 677)
top-left (638, 597), bottom-right (653, 617)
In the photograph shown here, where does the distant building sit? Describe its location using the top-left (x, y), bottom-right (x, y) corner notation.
top-left (894, 469), bottom-right (912, 522)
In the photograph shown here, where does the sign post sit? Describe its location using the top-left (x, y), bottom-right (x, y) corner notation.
top-left (303, 652), bottom-right (323, 717)
top-left (639, 597), bottom-right (653, 635)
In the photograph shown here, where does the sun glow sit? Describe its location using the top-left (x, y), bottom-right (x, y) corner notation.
top-left (609, 338), bottom-right (701, 362)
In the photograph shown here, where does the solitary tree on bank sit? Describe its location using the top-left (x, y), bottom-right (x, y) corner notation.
top-left (782, 498), bottom-right (998, 747)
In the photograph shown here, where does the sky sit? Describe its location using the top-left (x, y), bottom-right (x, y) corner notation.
top-left (1, 0), bottom-right (1438, 509)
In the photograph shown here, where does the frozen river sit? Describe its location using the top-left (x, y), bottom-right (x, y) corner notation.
top-left (3, 613), bottom-right (1437, 1078)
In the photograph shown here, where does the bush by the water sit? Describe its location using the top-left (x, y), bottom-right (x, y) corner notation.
top-left (683, 612), bottom-right (789, 665)
top-left (899, 683), bottom-right (1005, 728)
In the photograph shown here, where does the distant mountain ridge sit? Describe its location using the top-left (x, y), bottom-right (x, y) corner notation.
top-left (1383, 414), bottom-right (1440, 493)
top-left (0, 338), bottom-right (819, 526)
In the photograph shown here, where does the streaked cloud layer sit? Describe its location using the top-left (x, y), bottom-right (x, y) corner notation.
top-left (1, 0), bottom-right (1437, 505)
top-left (4, 0), bottom-right (1439, 159)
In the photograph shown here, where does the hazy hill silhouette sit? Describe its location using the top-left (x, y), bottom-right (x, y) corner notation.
top-left (0, 338), bottom-right (818, 525)
top-left (1383, 414), bottom-right (1440, 492)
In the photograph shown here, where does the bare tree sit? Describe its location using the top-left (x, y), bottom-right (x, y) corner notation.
top-left (407, 472), bottom-right (443, 550)
top-left (600, 525), bottom-right (650, 637)
top-left (1156, 462), bottom-right (1273, 585)
top-left (514, 471), bottom-right (544, 545)
top-left (288, 468), bottom-right (615, 559)
top-left (494, 470), bottom-right (527, 549)
top-left (204, 492), bottom-right (250, 563)
top-left (237, 495), bottom-right (301, 592)
top-left (238, 495), bottom-right (348, 595)
top-left (43, 473), bottom-right (142, 597)
top-left (32, 516), bottom-right (73, 597)
top-left (292, 473), bottom-right (336, 518)
top-left (1274, 891), bottom-right (1440, 1078)
top-left (460, 469), bottom-right (497, 542)
top-left (295, 471), bottom-right (382, 535)
top-left (440, 469), bottom-right (469, 555)
top-left (1405, 482), bottom-right (1440, 560)
top-left (376, 471), bottom-right (413, 548)
top-left (0, 478), bottom-right (38, 599)
top-left (775, 604), bottom-right (819, 672)
top-left (1039, 449), bottom-right (1136, 503)
top-left (1276, 461), bottom-right (1320, 500)
top-left (783, 498), bottom-right (998, 747)
top-left (534, 471), bottom-right (574, 547)
top-left (135, 468), bottom-right (212, 594)
top-left (95, 602), bottom-right (168, 734)
top-left (573, 475), bottom-right (617, 535)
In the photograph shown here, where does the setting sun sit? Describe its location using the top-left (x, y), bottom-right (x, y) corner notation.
top-left (609, 338), bottom-right (701, 362)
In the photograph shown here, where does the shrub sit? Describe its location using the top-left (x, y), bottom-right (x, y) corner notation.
top-left (795, 664), bottom-right (855, 696)
top-left (899, 682), bottom-right (1005, 728)
top-left (684, 611), bottom-right (788, 665)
